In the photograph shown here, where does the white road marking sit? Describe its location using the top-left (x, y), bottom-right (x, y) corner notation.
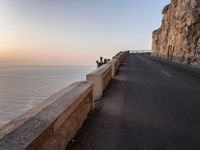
top-left (161, 70), bottom-right (172, 77)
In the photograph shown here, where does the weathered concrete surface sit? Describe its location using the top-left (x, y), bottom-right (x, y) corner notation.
top-left (107, 59), bottom-right (119, 77)
top-left (152, 0), bottom-right (200, 67)
top-left (113, 51), bottom-right (126, 65)
top-left (0, 82), bottom-right (93, 150)
top-left (86, 64), bottom-right (112, 100)
top-left (87, 51), bottom-right (126, 101)
top-left (69, 53), bottom-right (200, 150)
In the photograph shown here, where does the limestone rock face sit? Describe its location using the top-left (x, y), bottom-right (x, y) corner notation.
top-left (152, 0), bottom-right (200, 67)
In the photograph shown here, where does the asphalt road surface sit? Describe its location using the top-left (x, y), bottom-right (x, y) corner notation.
top-left (69, 53), bottom-right (200, 150)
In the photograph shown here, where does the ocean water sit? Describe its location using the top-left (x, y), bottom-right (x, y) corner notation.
top-left (0, 65), bottom-right (95, 128)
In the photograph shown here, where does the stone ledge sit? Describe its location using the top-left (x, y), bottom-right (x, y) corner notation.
top-left (0, 81), bottom-right (93, 150)
top-left (89, 63), bottom-right (112, 75)
top-left (107, 59), bottom-right (119, 77)
top-left (87, 64), bottom-right (112, 100)
top-left (86, 51), bottom-right (127, 100)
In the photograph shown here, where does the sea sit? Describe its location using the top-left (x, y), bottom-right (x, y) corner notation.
top-left (0, 65), bottom-right (95, 128)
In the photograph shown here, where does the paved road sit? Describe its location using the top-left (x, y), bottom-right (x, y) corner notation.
top-left (69, 53), bottom-right (200, 150)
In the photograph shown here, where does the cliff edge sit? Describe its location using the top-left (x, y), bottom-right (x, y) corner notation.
top-left (151, 0), bottom-right (200, 67)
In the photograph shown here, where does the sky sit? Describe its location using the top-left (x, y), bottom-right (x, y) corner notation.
top-left (0, 0), bottom-right (170, 65)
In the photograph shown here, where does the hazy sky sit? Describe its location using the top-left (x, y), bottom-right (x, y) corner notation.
top-left (0, 0), bottom-right (170, 65)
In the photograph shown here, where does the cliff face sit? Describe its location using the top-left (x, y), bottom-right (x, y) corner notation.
top-left (152, 0), bottom-right (200, 67)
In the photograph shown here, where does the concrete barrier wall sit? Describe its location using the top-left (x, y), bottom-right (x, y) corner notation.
top-left (0, 82), bottom-right (93, 150)
top-left (113, 51), bottom-right (127, 65)
top-left (86, 64), bottom-right (112, 100)
top-left (87, 51), bottom-right (127, 100)
top-left (0, 51), bottom-right (127, 150)
top-left (107, 59), bottom-right (119, 77)
top-left (102, 65), bottom-right (112, 90)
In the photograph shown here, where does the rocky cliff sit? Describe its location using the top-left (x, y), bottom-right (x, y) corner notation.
top-left (151, 0), bottom-right (200, 67)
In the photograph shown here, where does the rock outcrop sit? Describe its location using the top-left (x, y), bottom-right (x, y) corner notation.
top-left (152, 0), bottom-right (200, 67)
